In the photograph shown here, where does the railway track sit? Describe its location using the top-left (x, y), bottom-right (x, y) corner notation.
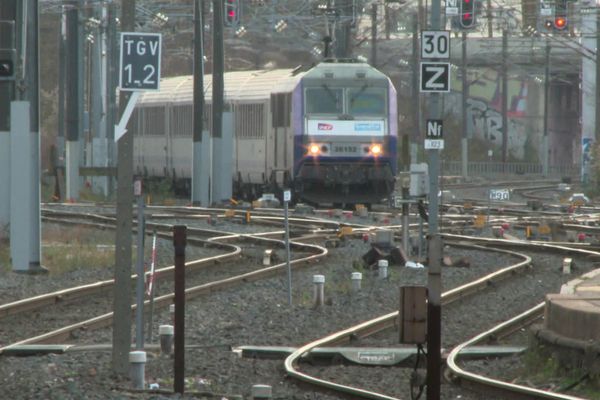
top-left (1, 210), bottom-right (328, 353)
top-left (4, 200), bottom-right (600, 399)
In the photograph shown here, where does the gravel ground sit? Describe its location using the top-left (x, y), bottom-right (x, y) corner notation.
top-left (1, 207), bottom-right (598, 399)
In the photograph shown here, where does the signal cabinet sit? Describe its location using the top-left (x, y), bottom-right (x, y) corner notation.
top-left (399, 286), bottom-right (428, 344)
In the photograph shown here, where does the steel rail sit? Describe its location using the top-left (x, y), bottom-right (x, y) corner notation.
top-left (445, 303), bottom-right (587, 400)
top-left (3, 212), bottom-right (330, 323)
top-left (285, 237), bottom-right (600, 398)
top-left (0, 239), bottom-right (327, 354)
top-left (284, 244), bottom-right (532, 399)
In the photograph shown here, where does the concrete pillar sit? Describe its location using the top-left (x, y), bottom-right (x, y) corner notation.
top-left (378, 259), bottom-right (388, 279)
top-left (129, 350), bottom-right (146, 389)
top-left (159, 324), bottom-right (174, 355)
top-left (212, 111), bottom-right (233, 203)
top-left (10, 101), bottom-right (43, 273)
top-left (351, 272), bottom-right (362, 292)
top-left (66, 140), bottom-right (80, 201)
top-left (192, 130), bottom-right (211, 206)
top-left (0, 130), bottom-right (9, 231)
top-left (251, 384), bottom-right (272, 399)
top-left (313, 274), bottom-right (325, 307)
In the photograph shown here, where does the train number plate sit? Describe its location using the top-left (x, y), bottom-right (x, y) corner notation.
top-left (331, 143), bottom-right (361, 156)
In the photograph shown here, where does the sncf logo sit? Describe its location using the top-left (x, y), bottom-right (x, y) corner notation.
top-left (318, 123), bottom-right (333, 130)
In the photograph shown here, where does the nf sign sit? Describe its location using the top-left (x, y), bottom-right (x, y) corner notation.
top-left (119, 32), bottom-right (162, 91)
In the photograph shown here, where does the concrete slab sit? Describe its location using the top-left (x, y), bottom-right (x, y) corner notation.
top-left (545, 268), bottom-right (600, 342)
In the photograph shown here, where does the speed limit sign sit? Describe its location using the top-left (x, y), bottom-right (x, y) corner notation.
top-left (421, 31), bottom-right (450, 59)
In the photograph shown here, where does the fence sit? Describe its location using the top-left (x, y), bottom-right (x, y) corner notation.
top-left (440, 161), bottom-right (580, 180)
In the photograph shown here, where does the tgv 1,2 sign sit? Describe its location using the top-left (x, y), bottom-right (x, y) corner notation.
top-left (119, 32), bottom-right (162, 91)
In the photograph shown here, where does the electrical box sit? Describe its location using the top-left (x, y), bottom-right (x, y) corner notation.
top-left (409, 163), bottom-right (429, 197)
top-left (399, 286), bottom-right (428, 344)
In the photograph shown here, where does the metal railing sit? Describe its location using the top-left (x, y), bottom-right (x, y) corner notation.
top-left (440, 161), bottom-right (580, 179)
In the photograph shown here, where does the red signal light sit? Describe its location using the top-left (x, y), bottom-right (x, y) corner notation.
top-left (459, 0), bottom-right (475, 29)
top-left (224, 0), bottom-right (240, 26)
top-left (554, 17), bottom-right (566, 30)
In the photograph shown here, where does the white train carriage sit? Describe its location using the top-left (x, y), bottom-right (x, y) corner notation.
top-left (132, 68), bottom-right (302, 195)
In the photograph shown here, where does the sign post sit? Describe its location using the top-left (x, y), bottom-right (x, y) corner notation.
top-left (284, 189), bottom-right (292, 306)
top-left (420, 27), bottom-right (449, 400)
top-left (113, 31), bottom-right (162, 373)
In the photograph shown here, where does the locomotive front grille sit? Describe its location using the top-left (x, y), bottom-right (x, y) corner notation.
top-left (298, 162), bottom-right (393, 185)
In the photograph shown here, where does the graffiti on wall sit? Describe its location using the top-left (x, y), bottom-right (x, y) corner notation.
top-left (450, 69), bottom-right (536, 160)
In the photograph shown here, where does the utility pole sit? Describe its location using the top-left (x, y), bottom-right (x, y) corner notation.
top-left (543, 41), bottom-right (550, 176)
top-left (486, 0), bottom-right (493, 37)
top-left (580, 4), bottom-right (595, 183)
top-left (212, 0), bottom-right (228, 204)
top-left (9, 0), bottom-right (45, 273)
top-left (411, 15), bottom-right (420, 165)
top-left (426, 0), bottom-right (443, 399)
top-left (334, 0), bottom-right (352, 58)
top-left (370, 4), bottom-right (377, 66)
top-left (89, 3), bottom-right (110, 196)
top-left (501, 29), bottom-right (507, 164)
top-left (65, 0), bottom-right (81, 201)
top-left (461, 32), bottom-right (468, 178)
top-left (113, 0), bottom-right (136, 376)
top-left (57, 7), bottom-right (66, 174)
top-left (192, 0), bottom-right (210, 206)
top-left (595, 8), bottom-right (600, 152)
top-left (106, 0), bottom-right (117, 172)
top-left (0, 2), bottom-right (16, 231)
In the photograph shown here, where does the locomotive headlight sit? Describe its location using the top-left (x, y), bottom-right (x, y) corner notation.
top-left (369, 144), bottom-right (382, 156)
top-left (309, 144), bottom-right (321, 156)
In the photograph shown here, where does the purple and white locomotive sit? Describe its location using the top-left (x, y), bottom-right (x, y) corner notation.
top-left (133, 59), bottom-right (398, 205)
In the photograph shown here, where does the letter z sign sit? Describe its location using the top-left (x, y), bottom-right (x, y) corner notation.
top-left (119, 32), bottom-right (162, 91)
top-left (420, 62), bottom-right (450, 93)
top-left (420, 31), bottom-right (450, 93)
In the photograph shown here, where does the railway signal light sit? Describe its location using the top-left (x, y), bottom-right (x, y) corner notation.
top-left (554, 0), bottom-right (568, 30)
top-left (459, 0), bottom-right (475, 29)
top-left (554, 16), bottom-right (567, 30)
top-left (224, 0), bottom-right (240, 27)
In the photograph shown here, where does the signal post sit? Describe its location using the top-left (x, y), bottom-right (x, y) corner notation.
top-left (112, 20), bottom-right (162, 373)
top-left (420, 16), bottom-right (449, 400)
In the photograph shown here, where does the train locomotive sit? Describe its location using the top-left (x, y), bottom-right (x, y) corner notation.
top-left (132, 59), bottom-right (398, 205)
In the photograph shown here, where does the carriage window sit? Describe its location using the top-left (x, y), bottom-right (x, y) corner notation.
top-left (305, 86), bottom-right (343, 115)
top-left (347, 87), bottom-right (386, 116)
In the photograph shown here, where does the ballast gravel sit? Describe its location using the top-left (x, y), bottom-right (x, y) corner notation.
top-left (0, 210), bottom-right (597, 400)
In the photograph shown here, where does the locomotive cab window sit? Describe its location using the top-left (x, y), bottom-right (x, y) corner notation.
top-left (305, 86), bottom-right (343, 115)
top-left (348, 87), bottom-right (386, 117)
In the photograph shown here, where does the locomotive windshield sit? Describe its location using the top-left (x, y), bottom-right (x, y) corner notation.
top-left (348, 87), bottom-right (386, 116)
top-left (304, 84), bottom-right (386, 117)
top-left (305, 86), bottom-right (343, 114)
